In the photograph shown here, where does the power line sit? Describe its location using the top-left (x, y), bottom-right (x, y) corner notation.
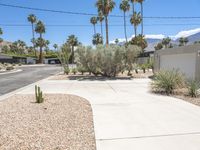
top-left (1, 3), bottom-right (200, 19)
top-left (0, 23), bottom-right (200, 27)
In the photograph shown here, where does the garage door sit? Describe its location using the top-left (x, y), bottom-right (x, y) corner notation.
top-left (160, 53), bottom-right (196, 79)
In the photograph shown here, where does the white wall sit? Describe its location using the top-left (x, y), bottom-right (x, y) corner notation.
top-left (160, 53), bottom-right (196, 79)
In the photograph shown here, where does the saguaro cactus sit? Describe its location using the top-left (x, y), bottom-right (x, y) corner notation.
top-left (35, 85), bottom-right (44, 103)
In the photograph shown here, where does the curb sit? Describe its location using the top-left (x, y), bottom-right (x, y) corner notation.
top-left (0, 71), bottom-right (62, 102)
top-left (0, 69), bottom-right (22, 75)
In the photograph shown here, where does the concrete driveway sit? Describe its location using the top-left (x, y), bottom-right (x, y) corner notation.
top-left (17, 79), bottom-right (200, 150)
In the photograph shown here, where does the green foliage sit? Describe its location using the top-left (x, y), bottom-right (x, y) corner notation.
top-left (152, 70), bottom-right (185, 95)
top-left (35, 85), bottom-right (44, 103)
top-left (140, 64), bottom-right (148, 73)
top-left (71, 68), bottom-right (77, 75)
top-left (6, 66), bottom-right (14, 71)
top-left (64, 66), bottom-right (70, 75)
top-left (77, 66), bottom-right (87, 75)
top-left (76, 45), bottom-right (141, 77)
top-left (187, 80), bottom-right (200, 98)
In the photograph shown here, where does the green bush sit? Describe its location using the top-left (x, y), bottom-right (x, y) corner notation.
top-left (77, 66), bottom-right (87, 75)
top-left (75, 45), bottom-right (141, 77)
top-left (71, 68), bottom-right (77, 75)
top-left (64, 66), bottom-right (70, 75)
top-left (187, 80), bottom-right (200, 97)
top-left (152, 70), bottom-right (185, 95)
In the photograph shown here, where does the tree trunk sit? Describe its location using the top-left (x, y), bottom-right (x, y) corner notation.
top-left (134, 26), bottom-right (137, 38)
top-left (105, 15), bottom-right (109, 46)
top-left (141, 3), bottom-right (144, 35)
top-left (100, 22), bottom-right (103, 38)
top-left (94, 25), bottom-right (96, 35)
top-left (39, 34), bottom-right (43, 64)
top-left (124, 12), bottom-right (128, 43)
top-left (72, 46), bottom-right (74, 64)
top-left (132, 2), bottom-right (135, 14)
top-left (31, 23), bottom-right (36, 57)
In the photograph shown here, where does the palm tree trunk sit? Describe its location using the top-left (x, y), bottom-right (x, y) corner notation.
top-left (31, 23), bottom-right (36, 57)
top-left (94, 25), bottom-right (96, 34)
top-left (141, 3), bottom-right (144, 35)
top-left (134, 26), bottom-right (137, 38)
top-left (72, 46), bottom-right (74, 64)
top-left (39, 34), bottom-right (43, 64)
top-left (123, 12), bottom-right (128, 43)
top-left (105, 15), bottom-right (109, 46)
top-left (132, 2), bottom-right (135, 14)
top-left (100, 22), bottom-right (103, 38)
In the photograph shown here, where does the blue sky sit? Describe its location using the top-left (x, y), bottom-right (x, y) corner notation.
top-left (0, 0), bottom-right (200, 48)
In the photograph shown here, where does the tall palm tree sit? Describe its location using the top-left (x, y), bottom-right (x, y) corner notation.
top-left (97, 11), bottom-right (104, 38)
top-left (67, 35), bottom-right (78, 64)
top-left (130, 12), bottom-right (142, 37)
top-left (90, 16), bottom-right (98, 34)
top-left (35, 20), bottom-right (46, 63)
top-left (137, 0), bottom-right (145, 35)
top-left (162, 37), bottom-right (171, 48)
top-left (120, 0), bottom-right (130, 43)
top-left (179, 37), bottom-right (189, 46)
top-left (96, 0), bottom-right (116, 46)
top-left (27, 14), bottom-right (37, 57)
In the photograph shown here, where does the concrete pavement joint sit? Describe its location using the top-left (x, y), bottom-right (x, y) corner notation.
top-left (96, 131), bottom-right (200, 141)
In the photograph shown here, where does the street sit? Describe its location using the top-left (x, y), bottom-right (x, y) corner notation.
top-left (0, 65), bottom-right (61, 96)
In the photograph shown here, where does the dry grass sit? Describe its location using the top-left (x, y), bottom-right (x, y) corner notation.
top-left (0, 94), bottom-right (96, 150)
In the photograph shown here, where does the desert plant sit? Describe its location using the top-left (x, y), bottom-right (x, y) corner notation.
top-left (72, 68), bottom-right (77, 75)
top-left (152, 70), bottom-right (185, 95)
top-left (64, 66), bottom-right (70, 75)
top-left (187, 80), bottom-right (200, 98)
top-left (140, 64), bottom-right (148, 73)
top-left (6, 66), bottom-right (14, 71)
top-left (77, 66), bottom-right (87, 75)
top-left (35, 85), bottom-right (44, 103)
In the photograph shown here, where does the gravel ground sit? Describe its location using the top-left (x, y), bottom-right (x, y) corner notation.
top-left (0, 94), bottom-right (96, 150)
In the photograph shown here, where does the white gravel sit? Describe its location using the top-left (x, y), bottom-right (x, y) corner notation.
top-left (0, 94), bottom-right (96, 150)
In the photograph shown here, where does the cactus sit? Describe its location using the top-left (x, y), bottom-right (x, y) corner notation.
top-left (35, 85), bottom-right (44, 103)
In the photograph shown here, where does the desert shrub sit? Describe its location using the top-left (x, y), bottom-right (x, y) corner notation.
top-left (6, 66), bottom-right (14, 71)
top-left (140, 64), bottom-right (148, 73)
top-left (77, 66), bottom-right (87, 75)
top-left (35, 85), bottom-right (44, 103)
top-left (64, 66), bottom-right (70, 75)
top-left (152, 70), bottom-right (185, 95)
top-left (71, 68), bottom-right (77, 75)
top-left (187, 80), bottom-right (200, 97)
top-left (75, 45), bottom-right (141, 77)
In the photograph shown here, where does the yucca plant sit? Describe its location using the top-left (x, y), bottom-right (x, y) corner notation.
top-left (187, 80), bottom-right (200, 98)
top-left (152, 70), bottom-right (185, 95)
top-left (35, 85), bottom-right (44, 103)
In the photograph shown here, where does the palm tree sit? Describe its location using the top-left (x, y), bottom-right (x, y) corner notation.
top-left (129, 0), bottom-right (136, 14)
top-left (92, 33), bottom-right (103, 45)
top-left (35, 20), bottom-right (46, 63)
top-left (130, 34), bottom-right (147, 50)
top-left (130, 12), bottom-right (142, 37)
top-left (53, 44), bottom-right (58, 50)
top-left (97, 11), bottom-right (104, 38)
top-left (154, 43), bottom-right (163, 50)
top-left (120, 0), bottom-right (130, 43)
top-left (27, 14), bottom-right (37, 57)
top-left (137, 0), bottom-right (145, 35)
top-left (67, 35), bottom-right (78, 64)
top-left (162, 37), bottom-right (171, 48)
top-left (115, 38), bottom-right (119, 44)
top-left (96, 0), bottom-right (116, 46)
top-left (90, 16), bottom-right (98, 34)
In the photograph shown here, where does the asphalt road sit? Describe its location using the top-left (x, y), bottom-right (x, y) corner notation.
top-left (0, 65), bottom-right (61, 96)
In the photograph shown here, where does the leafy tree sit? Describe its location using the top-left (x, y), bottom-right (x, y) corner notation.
top-left (35, 20), bottom-right (46, 63)
top-left (96, 0), bottom-right (115, 46)
top-left (154, 43), bottom-right (163, 50)
top-left (93, 33), bottom-right (103, 45)
top-left (120, 0), bottom-right (130, 43)
top-left (162, 37), bottom-right (171, 48)
top-left (130, 12), bottom-right (142, 38)
top-left (1, 45), bottom-right (9, 53)
top-left (90, 16), bottom-right (98, 34)
top-left (27, 14), bottom-right (37, 56)
top-left (67, 35), bottom-right (79, 63)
